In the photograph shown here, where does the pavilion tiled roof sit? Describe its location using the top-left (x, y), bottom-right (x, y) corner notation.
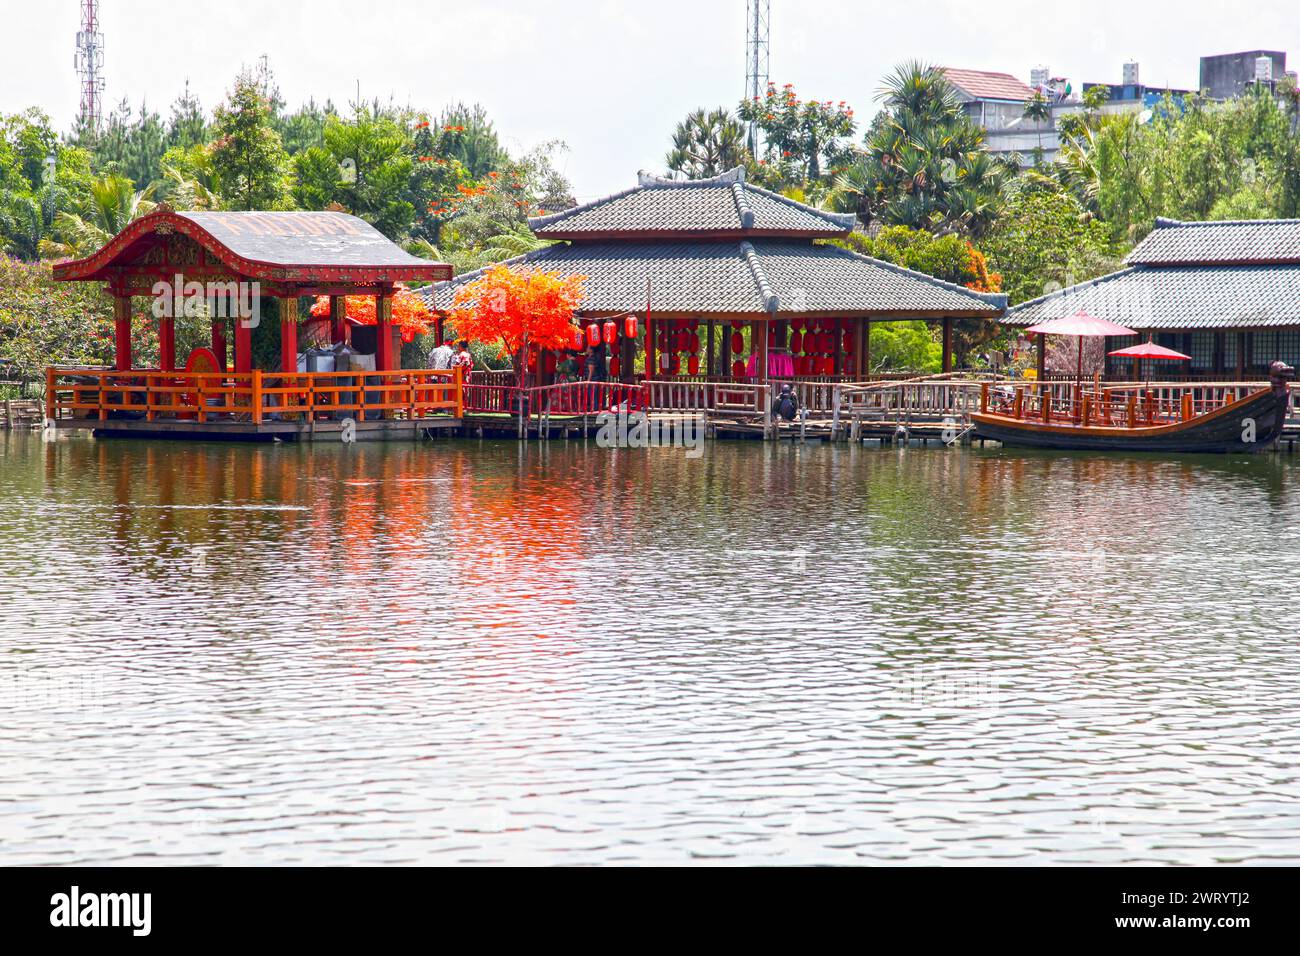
top-left (1127, 217), bottom-right (1300, 265)
top-left (528, 168), bottom-right (857, 239)
top-left (52, 208), bottom-right (452, 285)
top-left (1005, 264), bottom-right (1300, 329)
top-left (1007, 217), bottom-right (1300, 330)
top-left (424, 239), bottom-right (1006, 316)
top-left (942, 68), bottom-right (1037, 102)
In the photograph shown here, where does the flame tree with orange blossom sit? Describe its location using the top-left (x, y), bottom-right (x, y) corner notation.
top-left (447, 264), bottom-right (586, 387)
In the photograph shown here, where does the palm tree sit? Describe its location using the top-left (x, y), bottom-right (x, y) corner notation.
top-left (830, 61), bottom-right (1006, 234)
top-left (39, 175), bottom-right (155, 259)
top-left (666, 108), bottom-right (751, 179)
top-left (479, 222), bottom-right (551, 262)
top-left (1021, 91), bottom-right (1053, 164)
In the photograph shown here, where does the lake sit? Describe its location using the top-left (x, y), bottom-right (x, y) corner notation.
top-left (1, 431), bottom-right (1298, 864)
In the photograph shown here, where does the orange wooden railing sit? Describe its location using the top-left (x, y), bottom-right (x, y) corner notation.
top-left (45, 367), bottom-right (462, 425)
top-left (978, 381), bottom-right (1259, 429)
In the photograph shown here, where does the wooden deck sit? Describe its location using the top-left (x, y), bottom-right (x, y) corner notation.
top-left (45, 367), bottom-right (462, 442)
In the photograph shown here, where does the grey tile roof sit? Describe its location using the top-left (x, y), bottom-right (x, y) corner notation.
top-left (424, 239), bottom-right (1006, 316)
top-left (179, 211), bottom-right (438, 267)
top-left (1128, 217), bottom-right (1300, 265)
top-left (1005, 264), bottom-right (1300, 329)
top-left (527, 167), bottom-right (856, 238)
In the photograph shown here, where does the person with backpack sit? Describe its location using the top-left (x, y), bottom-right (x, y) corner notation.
top-left (772, 383), bottom-right (799, 423)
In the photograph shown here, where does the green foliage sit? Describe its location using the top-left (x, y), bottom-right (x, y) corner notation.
top-left (95, 98), bottom-right (168, 188)
top-left (292, 109), bottom-right (416, 236)
top-left (277, 98), bottom-right (338, 155)
top-left (981, 180), bottom-right (1119, 304)
top-left (667, 107), bottom-right (751, 179)
top-left (209, 70), bottom-right (293, 211)
top-left (1087, 88), bottom-right (1300, 243)
top-left (739, 82), bottom-right (856, 189)
top-left (832, 61), bottom-right (1007, 236)
top-left (868, 320), bottom-right (941, 373)
top-left (436, 103), bottom-right (508, 178)
top-left (0, 254), bottom-right (157, 390)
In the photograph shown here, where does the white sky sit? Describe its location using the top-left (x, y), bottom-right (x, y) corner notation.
top-left (1, 0), bottom-right (1297, 199)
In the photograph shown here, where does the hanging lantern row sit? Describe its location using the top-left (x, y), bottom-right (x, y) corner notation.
top-left (654, 318), bottom-right (706, 378)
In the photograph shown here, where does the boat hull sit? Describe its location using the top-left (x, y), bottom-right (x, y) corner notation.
top-left (972, 387), bottom-right (1289, 454)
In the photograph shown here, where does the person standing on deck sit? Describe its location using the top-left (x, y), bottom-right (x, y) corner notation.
top-left (452, 340), bottom-right (474, 379)
top-left (429, 339), bottom-right (454, 371)
top-left (585, 342), bottom-right (608, 412)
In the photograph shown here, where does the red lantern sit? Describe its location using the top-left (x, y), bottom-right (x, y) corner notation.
top-left (688, 355), bottom-right (700, 375)
top-left (603, 320), bottom-right (617, 345)
top-left (609, 356), bottom-right (620, 378)
top-left (731, 359), bottom-right (745, 378)
top-left (730, 331), bottom-right (744, 354)
top-left (789, 330), bottom-right (803, 353)
top-left (587, 323), bottom-right (600, 347)
top-left (670, 354), bottom-right (681, 374)
top-left (823, 356), bottom-right (836, 375)
top-left (625, 315), bottom-right (638, 339)
top-left (731, 320), bottom-right (744, 330)
top-left (572, 327), bottom-right (584, 350)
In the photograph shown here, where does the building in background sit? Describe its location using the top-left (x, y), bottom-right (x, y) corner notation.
top-left (943, 67), bottom-right (1058, 164)
top-left (1200, 50), bottom-right (1290, 100)
top-left (1077, 61), bottom-right (1193, 116)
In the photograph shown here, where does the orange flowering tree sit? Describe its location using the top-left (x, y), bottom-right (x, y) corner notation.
top-left (448, 264), bottom-right (586, 385)
top-left (309, 282), bottom-right (433, 343)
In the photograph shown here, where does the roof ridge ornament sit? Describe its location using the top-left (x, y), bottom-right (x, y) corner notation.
top-left (732, 182), bottom-right (755, 230)
top-left (637, 167), bottom-right (746, 188)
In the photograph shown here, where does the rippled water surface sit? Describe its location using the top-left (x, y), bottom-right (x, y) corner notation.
top-left (2, 431), bottom-right (1299, 865)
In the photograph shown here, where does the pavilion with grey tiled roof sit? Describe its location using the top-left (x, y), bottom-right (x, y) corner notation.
top-left (425, 168), bottom-right (1006, 381)
top-left (1006, 217), bottom-right (1300, 379)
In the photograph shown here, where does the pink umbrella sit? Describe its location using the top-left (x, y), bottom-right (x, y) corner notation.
top-left (1026, 310), bottom-right (1138, 388)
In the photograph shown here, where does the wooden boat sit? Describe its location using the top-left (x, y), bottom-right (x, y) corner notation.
top-left (971, 362), bottom-right (1294, 454)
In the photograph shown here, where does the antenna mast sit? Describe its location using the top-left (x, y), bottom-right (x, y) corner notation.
top-left (75, 0), bottom-right (105, 130)
top-left (744, 0), bottom-right (771, 156)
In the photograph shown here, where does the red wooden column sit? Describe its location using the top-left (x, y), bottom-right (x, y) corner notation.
top-left (375, 289), bottom-right (395, 371)
top-left (159, 311), bottom-right (176, 371)
top-left (941, 317), bottom-right (954, 374)
top-left (1036, 332), bottom-right (1047, 381)
top-left (280, 297), bottom-right (299, 372)
top-left (645, 315), bottom-right (657, 380)
top-left (753, 318), bottom-right (768, 384)
top-left (111, 293), bottom-right (132, 371)
top-left (862, 319), bottom-right (872, 380)
top-left (234, 313), bottom-right (252, 373)
top-left (329, 295), bottom-right (348, 345)
top-left (211, 316), bottom-right (227, 371)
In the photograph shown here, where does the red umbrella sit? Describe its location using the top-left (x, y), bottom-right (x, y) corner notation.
top-left (1107, 340), bottom-right (1190, 384)
top-left (1026, 310), bottom-right (1138, 388)
top-left (1106, 342), bottom-right (1191, 361)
